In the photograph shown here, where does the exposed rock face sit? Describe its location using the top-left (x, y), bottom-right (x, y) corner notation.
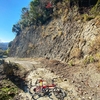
top-left (9, 8), bottom-right (100, 62)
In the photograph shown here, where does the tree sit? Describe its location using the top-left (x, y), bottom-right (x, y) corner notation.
top-left (12, 0), bottom-right (57, 30)
top-left (12, 23), bottom-right (21, 36)
top-left (21, 7), bottom-right (29, 19)
top-left (29, 0), bottom-right (54, 25)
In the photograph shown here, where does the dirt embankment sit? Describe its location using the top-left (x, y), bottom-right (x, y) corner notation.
top-left (0, 63), bottom-right (20, 100)
top-left (2, 57), bottom-right (100, 100)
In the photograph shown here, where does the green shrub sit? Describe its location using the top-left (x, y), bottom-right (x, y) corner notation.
top-left (68, 60), bottom-right (74, 66)
top-left (90, 0), bottom-right (100, 16)
top-left (83, 55), bottom-right (95, 64)
top-left (0, 85), bottom-right (18, 100)
top-left (82, 14), bottom-right (94, 22)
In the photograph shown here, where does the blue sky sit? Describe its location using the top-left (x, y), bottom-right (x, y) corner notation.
top-left (0, 0), bottom-right (31, 42)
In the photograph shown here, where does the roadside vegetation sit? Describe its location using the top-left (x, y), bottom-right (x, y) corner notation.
top-left (0, 48), bottom-right (4, 58)
top-left (0, 48), bottom-right (8, 58)
top-left (0, 79), bottom-right (19, 100)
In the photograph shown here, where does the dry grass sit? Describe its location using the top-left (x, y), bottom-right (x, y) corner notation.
top-left (61, 14), bottom-right (68, 23)
top-left (58, 31), bottom-right (63, 37)
top-left (95, 62), bottom-right (100, 72)
top-left (95, 16), bottom-right (100, 27)
top-left (52, 30), bottom-right (63, 40)
top-left (74, 15), bottom-right (81, 21)
top-left (52, 34), bottom-right (58, 40)
top-left (95, 52), bottom-right (100, 60)
top-left (90, 35), bottom-right (100, 54)
top-left (92, 53), bottom-right (100, 63)
top-left (28, 43), bottom-right (33, 48)
top-left (58, 9), bottom-right (63, 15)
top-left (70, 47), bottom-right (82, 59)
top-left (26, 50), bottom-right (30, 55)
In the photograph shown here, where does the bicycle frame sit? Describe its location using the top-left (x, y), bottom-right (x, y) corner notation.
top-left (34, 82), bottom-right (56, 93)
top-left (30, 78), bottom-right (66, 100)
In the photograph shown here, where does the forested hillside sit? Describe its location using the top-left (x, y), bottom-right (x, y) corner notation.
top-left (11, 0), bottom-right (100, 36)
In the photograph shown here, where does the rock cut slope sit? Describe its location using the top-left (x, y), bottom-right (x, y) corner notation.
top-left (9, 12), bottom-right (100, 63)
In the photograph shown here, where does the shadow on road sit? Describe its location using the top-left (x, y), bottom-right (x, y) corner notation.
top-left (7, 74), bottom-right (28, 92)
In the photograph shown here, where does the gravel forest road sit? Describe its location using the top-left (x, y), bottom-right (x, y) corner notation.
top-left (2, 57), bottom-right (100, 100)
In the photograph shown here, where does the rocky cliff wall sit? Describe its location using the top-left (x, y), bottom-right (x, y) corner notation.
top-left (9, 8), bottom-right (100, 62)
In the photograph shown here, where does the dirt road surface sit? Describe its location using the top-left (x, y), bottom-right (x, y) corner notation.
top-left (3, 58), bottom-right (100, 100)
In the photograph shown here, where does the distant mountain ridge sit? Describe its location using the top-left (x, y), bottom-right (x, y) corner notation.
top-left (0, 42), bottom-right (8, 50)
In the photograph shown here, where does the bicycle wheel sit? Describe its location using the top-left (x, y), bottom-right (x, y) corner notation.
top-left (42, 87), bottom-right (49, 95)
top-left (31, 93), bottom-right (39, 100)
top-left (53, 87), bottom-right (66, 99)
top-left (29, 86), bottom-right (36, 94)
